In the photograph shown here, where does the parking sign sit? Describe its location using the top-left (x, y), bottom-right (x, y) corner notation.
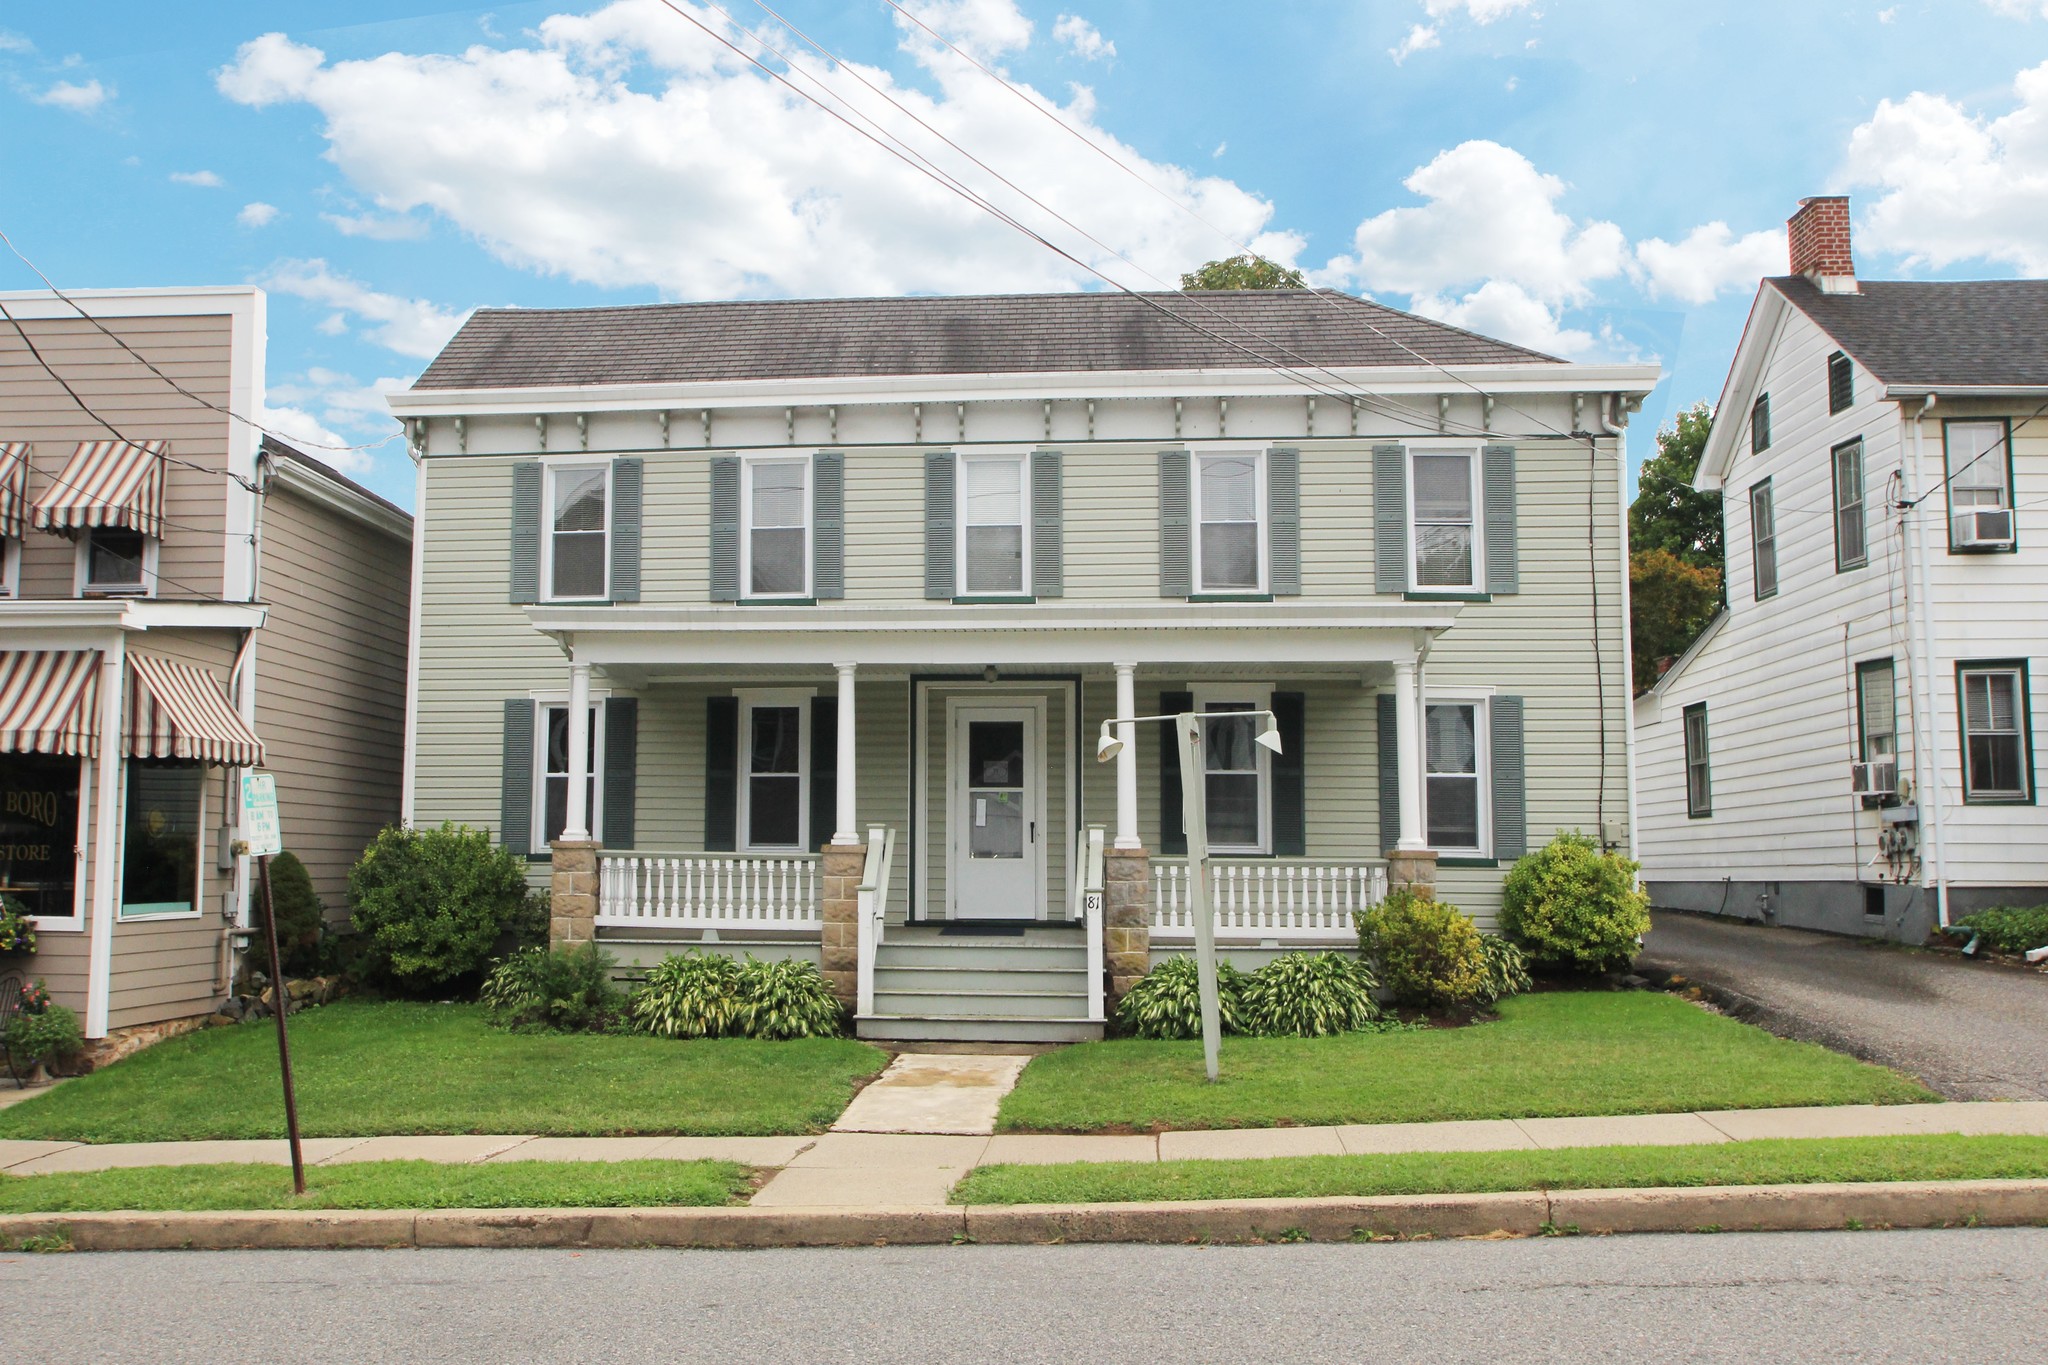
top-left (241, 771), bottom-right (282, 857)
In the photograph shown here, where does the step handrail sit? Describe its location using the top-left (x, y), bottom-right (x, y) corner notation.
top-left (1075, 825), bottom-right (1106, 1023)
top-left (855, 825), bottom-right (896, 1019)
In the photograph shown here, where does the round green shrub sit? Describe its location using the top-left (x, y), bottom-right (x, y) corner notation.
top-left (1239, 952), bottom-right (1381, 1037)
top-left (4, 1001), bottom-right (82, 1070)
top-left (260, 851), bottom-right (326, 979)
top-left (733, 957), bottom-right (846, 1040)
top-left (481, 943), bottom-right (623, 1033)
top-left (347, 823), bottom-right (532, 995)
top-left (1358, 889), bottom-right (1488, 1009)
top-left (1477, 933), bottom-right (1532, 1004)
top-left (1115, 955), bottom-right (1247, 1039)
top-left (631, 951), bottom-right (745, 1038)
top-left (1955, 905), bottom-right (2048, 956)
top-left (1498, 831), bottom-right (1651, 974)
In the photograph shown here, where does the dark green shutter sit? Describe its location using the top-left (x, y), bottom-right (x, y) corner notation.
top-left (1373, 444), bottom-right (1407, 594)
top-left (1272, 691), bottom-right (1305, 856)
top-left (705, 695), bottom-right (738, 852)
top-left (925, 452), bottom-right (956, 599)
top-left (1159, 689), bottom-right (1192, 855)
top-left (1376, 692), bottom-right (1400, 855)
top-left (1268, 448), bottom-right (1301, 596)
top-left (1031, 449), bottom-right (1063, 598)
top-left (709, 456), bottom-right (740, 602)
top-left (810, 694), bottom-right (837, 852)
top-left (609, 457), bottom-right (643, 603)
top-left (1482, 444), bottom-right (1518, 595)
top-left (500, 698), bottom-right (535, 856)
top-left (510, 463), bottom-right (541, 604)
top-left (603, 697), bottom-right (637, 848)
top-left (813, 451), bottom-right (845, 600)
top-left (1159, 451), bottom-right (1191, 597)
top-left (1491, 695), bottom-right (1527, 860)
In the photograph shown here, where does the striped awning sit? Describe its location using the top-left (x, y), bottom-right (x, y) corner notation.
top-left (31, 439), bottom-right (168, 539)
top-left (0, 651), bottom-right (102, 758)
top-left (126, 653), bottom-right (264, 767)
top-left (0, 443), bottom-right (30, 540)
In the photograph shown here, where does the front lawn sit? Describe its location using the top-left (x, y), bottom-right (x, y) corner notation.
top-left (0, 1002), bottom-right (887, 1143)
top-left (997, 992), bottom-right (1934, 1133)
top-left (0, 1158), bottom-right (750, 1213)
top-left (952, 1134), bottom-right (2048, 1205)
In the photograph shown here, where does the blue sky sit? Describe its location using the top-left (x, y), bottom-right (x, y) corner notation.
top-left (5, 1), bottom-right (2047, 507)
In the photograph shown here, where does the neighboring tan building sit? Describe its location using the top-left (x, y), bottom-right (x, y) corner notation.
top-left (0, 286), bottom-right (411, 1052)
top-left (392, 290), bottom-right (1657, 1041)
top-left (1636, 198), bottom-right (2048, 942)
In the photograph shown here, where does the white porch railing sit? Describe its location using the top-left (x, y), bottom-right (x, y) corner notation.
top-left (597, 851), bottom-right (821, 931)
top-left (1150, 858), bottom-right (1388, 944)
top-left (855, 826), bottom-right (897, 1018)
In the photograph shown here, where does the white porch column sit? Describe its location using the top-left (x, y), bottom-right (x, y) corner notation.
top-left (85, 644), bottom-right (125, 1040)
top-left (562, 658), bottom-right (592, 842)
top-left (1114, 661), bottom-right (1140, 850)
top-left (1392, 657), bottom-right (1426, 851)
top-left (833, 662), bottom-right (857, 845)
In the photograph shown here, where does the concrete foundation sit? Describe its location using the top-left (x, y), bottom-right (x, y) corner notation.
top-left (1637, 878), bottom-right (2048, 943)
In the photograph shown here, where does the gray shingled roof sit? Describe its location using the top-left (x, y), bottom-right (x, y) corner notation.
top-left (1770, 276), bottom-right (2048, 389)
top-left (413, 289), bottom-right (1560, 390)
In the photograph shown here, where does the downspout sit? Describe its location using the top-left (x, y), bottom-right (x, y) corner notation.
top-left (1906, 395), bottom-right (1951, 927)
top-left (1601, 395), bottom-right (1641, 860)
top-left (400, 429), bottom-right (426, 827)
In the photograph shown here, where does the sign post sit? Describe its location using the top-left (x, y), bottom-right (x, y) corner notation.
top-left (240, 772), bottom-right (304, 1196)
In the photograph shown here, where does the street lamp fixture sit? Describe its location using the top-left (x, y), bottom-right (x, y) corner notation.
top-left (1094, 710), bottom-right (1281, 764)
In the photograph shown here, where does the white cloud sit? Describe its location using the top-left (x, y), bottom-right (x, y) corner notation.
top-left (1390, 25), bottom-right (1439, 62)
top-left (214, 3), bottom-right (1289, 300)
top-left (1635, 222), bottom-right (1786, 304)
top-left (1844, 59), bottom-right (2048, 274)
top-left (238, 202), bottom-right (280, 228)
top-left (1878, 6), bottom-right (1899, 21)
top-left (1983, 2), bottom-right (2048, 17)
top-left (322, 211), bottom-right (430, 240)
top-left (1052, 14), bottom-right (1114, 61)
top-left (260, 260), bottom-right (469, 358)
top-left (896, 0), bottom-right (1034, 60)
top-left (1212, 141), bottom-right (1227, 158)
top-left (263, 369), bottom-right (413, 473)
top-left (316, 313), bottom-right (348, 335)
top-left (34, 78), bottom-right (106, 112)
top-left (256, 402), bottom-right (351, 457)
top-left (0, 31), bottom-right (34, 53)
top-left (170, 170), bottom-right (224, 187)
top-left (1425, 0), bottom-right (1537, 17)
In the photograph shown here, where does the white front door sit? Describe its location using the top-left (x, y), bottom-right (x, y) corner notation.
top-left (949, 701), bottom-right (1042, 920)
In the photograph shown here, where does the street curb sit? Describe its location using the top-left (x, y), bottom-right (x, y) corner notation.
top-left (5, 1181), bottom-right (2047, 1251)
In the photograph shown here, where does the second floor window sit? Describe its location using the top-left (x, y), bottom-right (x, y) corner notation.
top-left (1412, 450), bottom-right (1478, 591)
top-left (745, 458), bottom-right (810, 598)
top-left (960, 455), bottom-right (1028, 596)
top-left (1828, 351), bottom-right (1854, 414)
top-left (1683, 703), bottom-right (1711, 818)
top-left (1749, 478), bottom-right (1777, 600)
top-left (1960, 664), bottom-right (2030, 803)
top-left (1751, 394), bottom-right (1771, 454)
top-left (1195, 454), bottom-right (1261, 592)
top-left (81, 527), bottom-right (154, 596)
top-left (1946, 421), bottom-right (2012, 549)
top-left (1833, 439), bottom-right (1866, 571)
top-left (546, 464), bottom-right (609, 600)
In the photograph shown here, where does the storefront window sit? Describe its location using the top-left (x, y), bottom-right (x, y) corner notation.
top-left (120, 762), bottom-right (202, 918)
top-left (0, 754), bottom-right (81, 920)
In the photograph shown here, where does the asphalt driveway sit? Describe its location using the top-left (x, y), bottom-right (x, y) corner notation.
top-left (1640, 910), bottom-right (2048, 1101)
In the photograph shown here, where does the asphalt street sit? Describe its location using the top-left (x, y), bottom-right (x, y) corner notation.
top-left (3, 1230), bottom-right (2044, 1363)
top-left (1641, 910), bottom-right (2048, 1101)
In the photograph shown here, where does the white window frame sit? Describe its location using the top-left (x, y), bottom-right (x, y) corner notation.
top-left (1191, 683), bottom-right (1272, 855)
top-left (1946, 420), bottom-right (2012, 513)
top-left (1423, 692), bottom-right (1491, 857)
top-left (116, 762), bottom-right (207, 921)
top-left (1407, 444), bottom-right (1484, 593)
top-left (540, 459), bottom-right (612, 603)
top-left (74, 528), bottom-right (159, 598)
top-left (1749, 478), bottom-right (1777, 600)
top-left (741, 454), bottom-right (812, 601)
top-left (955, 452), bottom-right (1033, 598)
top-left (530, 695), bottom-right (607, 851)
top-left (20, 754), bottom-right (93, 931)
top-left (1190, 449), bottom-right (1267, 596)
top-left (735, 687), bottom-right (813, 852)
top-left (1958, 664), bottom-right (2030, 803)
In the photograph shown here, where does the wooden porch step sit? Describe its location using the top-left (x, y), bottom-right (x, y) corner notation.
top-left (870, 987), bottom-right (1088, 1019)
top-left (855, 1014), bottom-right (1104, 1044)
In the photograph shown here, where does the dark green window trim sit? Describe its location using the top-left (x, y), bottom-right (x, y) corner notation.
top-left (1942, 417), bottom-right (2019, 555)
top-left (1748, 478), bottom-right (1778, 601)
top-left (1832, 437), bottom-right (1867, 572)
top-left (1683, 701), bottom-right (1712, 819)
top-left (1435, 856), bottom-right (1498, 869)
top-left (1956, 658), bottom-right (2035, 806)
top-left (1188, 593), bottom-right (1273, 604)
top-left (1855, 657), bottom-right (1900, 810)
top-left (736, 597), bottom-right (820, 607)
top-left (1750, 393), bottom-right (1771, 454)
top-left (1404, 591), bottom-right (1492, 603)
top-left (952, 595), bottom-right (1037, 606)
top-left (1828, 350), bottom-right (1854, 414)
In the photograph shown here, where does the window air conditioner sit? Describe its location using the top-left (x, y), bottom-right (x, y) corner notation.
top-left (1851, 760), bottom-right (1897, 798)
top-left (1953, 508), bottom-right (2015, 549)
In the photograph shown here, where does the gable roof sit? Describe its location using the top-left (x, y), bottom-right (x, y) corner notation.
top-left (412, 289), bottom-right (1561, 391)
top-left (1768, 276), bottom-right (2048, 390)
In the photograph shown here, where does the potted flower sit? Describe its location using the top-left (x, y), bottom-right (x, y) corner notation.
top-left (0, 894), bottom-right (35, 957)
top-left (5, 980), bottom-right (81, 1085)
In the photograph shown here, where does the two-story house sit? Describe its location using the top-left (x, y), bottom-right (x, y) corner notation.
top-left (0, 286), bottom-right (412, 1059)
top-left (1635, 197), bottom-right (2048, 943)
top-left (392, 290), bottom-right (1657, 1040)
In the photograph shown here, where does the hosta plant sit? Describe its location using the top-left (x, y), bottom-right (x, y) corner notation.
top-left (481, 942), bottom-right (623, 1033)
top-left (1238, 952), bottom-right (1382, 1037)
top-left (733, 957), bottom-right (845, 1040)
top-left (1476, 933), bottom-right (1533, 1004)
top-left (630, 950), bottom-right (746, 1038)
top-left (1115, 955), bottom-right (1247, 1039)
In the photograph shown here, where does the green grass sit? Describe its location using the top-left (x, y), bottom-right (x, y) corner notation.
top-left (0, 1002), bottom-right (887, 1143)
top-left (953, 1134), bottom-right (2048, 1205)
top-left (998, 992), bottom-right (1935, 1133)
top-left (0, 1159), bottom-right (751, 1213)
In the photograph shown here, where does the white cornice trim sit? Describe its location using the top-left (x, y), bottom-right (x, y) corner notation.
top-left (268, 452), bottom-right (413, 543)
top-left (0, 598), bottom-right (266, 645)
top-left (0, 286), bottom-right (262, 319)
top-left (1697, 287), bottom-right (1787, 491)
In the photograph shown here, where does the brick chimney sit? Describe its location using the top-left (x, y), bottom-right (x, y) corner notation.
top-left (1787, 196), bottom-right (1857, 293)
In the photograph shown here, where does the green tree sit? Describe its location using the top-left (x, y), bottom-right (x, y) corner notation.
top-left (1630, 548), bottom-right (1723, 694)
top-left (1180, 254), bottom-right (1306, 290)
top-left (1629, 401), bottom-right (1723, 570)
